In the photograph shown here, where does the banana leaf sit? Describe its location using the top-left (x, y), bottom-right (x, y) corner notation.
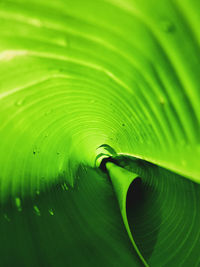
top-left (0, 0), bottom-right (199, 266)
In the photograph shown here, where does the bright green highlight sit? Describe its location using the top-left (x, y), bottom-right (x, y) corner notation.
top-left (0, 0), bottom-right (200, 203)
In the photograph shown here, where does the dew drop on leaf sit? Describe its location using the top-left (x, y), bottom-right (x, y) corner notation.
top-left (15, 99), bottom-right (24, 107)
top-left (49, 208), bottom-right (54, 216)
top-left (33, 205), bottom-right (41, 216)
top-left (15, 197), bottom-right (22, 212)
top-left (33, 146), bottom-right (40, 155)
top-left (61, 183), bottom-right (68, 191)
top-left (159, 97), bottom-right (165, 105)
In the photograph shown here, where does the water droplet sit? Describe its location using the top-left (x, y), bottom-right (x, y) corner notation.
top-left (61, 183), bottom-right (68, 191)
top-left (15, 197), bottom-right (22, 212)
top-left (122, 123), bottom-right (125, 127)
top-left (49, 208), bottom-right (54, 216)
top-left (33, 205), bottom-right (41, 216)
top-left (36, 190), bottom-right (40, 195)
top-left (15, 99), bottom-right (24, 107)
top-left (4, 213), bottom-right (10, 222)
top-left (161, 20), bottom-right (175, 33)
top-left (159, 97), bottom-right (165, 105)
top-left (33, 146), bottom-right (40, 155)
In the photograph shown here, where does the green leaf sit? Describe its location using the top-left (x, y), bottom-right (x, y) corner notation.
top-left (0, 0), bottom-right (199, 266)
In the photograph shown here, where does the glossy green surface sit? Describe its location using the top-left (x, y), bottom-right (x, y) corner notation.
top-left (0, 0), bottom-right (199, 266)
